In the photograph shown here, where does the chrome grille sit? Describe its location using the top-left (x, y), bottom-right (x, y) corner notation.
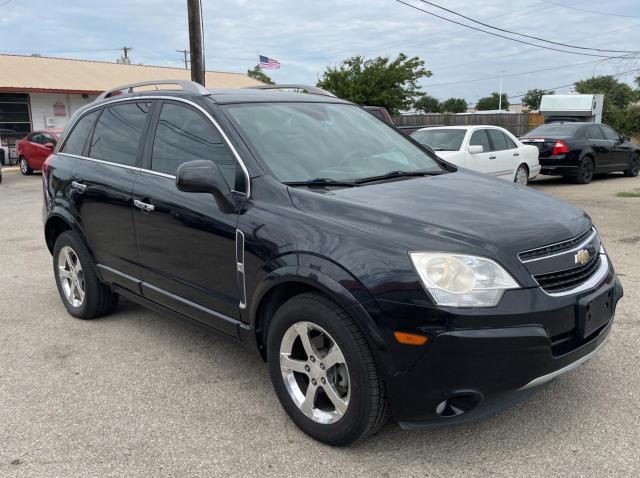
top-left (519, 227), bottom-right (606, 295)
top-left (533, 254), bottom-right (601, 293)
top-left (519, 227), bottom-right (594, 261)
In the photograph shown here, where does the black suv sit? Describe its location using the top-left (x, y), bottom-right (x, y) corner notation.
top-left (43, 80), bottom-right (623, 445)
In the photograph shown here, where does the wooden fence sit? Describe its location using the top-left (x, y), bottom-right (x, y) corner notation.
top-left (392, 113), bottom-right (545, 137)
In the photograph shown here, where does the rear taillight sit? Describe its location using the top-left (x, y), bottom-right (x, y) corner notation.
top-left (551, 140), bottom-right (570, 155)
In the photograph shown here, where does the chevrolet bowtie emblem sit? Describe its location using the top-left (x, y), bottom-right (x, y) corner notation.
top-left (575, 249), bottom-right (590, 266)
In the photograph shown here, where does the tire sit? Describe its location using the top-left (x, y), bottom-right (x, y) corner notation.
top-left (514, 164), bottom-right (529, 186)
top-left (267, 292), bottom-right (390, 446)
top-left (52, 231), bottom-right (118, 320)
top-left (623, 154), bottom-right (639, 177)
top-left (19, 156), bottom-right (32, 176)
top-left (574, 156), bottom-right (594, 184)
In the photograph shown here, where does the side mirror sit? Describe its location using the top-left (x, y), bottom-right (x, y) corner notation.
top-left (622, 136), bottom-right (631, 142)
top-left (468, 145), bottom-right (484, 154)
top-left (176, 160), bottom-right (235, 212)
top-left (44, 142), bottom-right (55, 149)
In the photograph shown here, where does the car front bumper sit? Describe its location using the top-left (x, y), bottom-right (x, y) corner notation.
top-left (378, 266), bottom-right (623, 428)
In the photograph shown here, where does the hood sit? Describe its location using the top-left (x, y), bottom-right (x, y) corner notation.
top-left (288, 170), bottom-right (590, 257)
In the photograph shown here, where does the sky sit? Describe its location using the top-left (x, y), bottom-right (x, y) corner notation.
top-left (1, 0), bottom-right (639, 105)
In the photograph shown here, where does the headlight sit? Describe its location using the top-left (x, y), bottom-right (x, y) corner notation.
top-left (409, 252), bottom-right (520, 307)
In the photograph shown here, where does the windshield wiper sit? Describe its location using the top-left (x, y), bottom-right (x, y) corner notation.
top-left (284, 178), bottom-right (358, 188)
top-left (353, 170), bottom-right (445, 184)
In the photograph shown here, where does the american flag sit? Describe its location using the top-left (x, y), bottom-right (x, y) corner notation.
top-left (259, 55), bottom-right (281, 69)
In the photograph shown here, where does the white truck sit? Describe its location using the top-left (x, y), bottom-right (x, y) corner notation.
top-left (539, 94), bottom-right (604, 124)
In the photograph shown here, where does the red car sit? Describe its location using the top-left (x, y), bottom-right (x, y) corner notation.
top-left (17, 129), bottom-right (62, 175)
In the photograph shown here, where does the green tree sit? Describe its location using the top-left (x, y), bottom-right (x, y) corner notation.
top-left (522, 89), bottom-right (554, 111)
top-left (475, 92), bottom-right (510, 111)
top-left (317, 53), bottom-right (432, 115)
top-left (414, 94), bottom-right (440, 113)
top-left (440, 97), bottom-right (468, 113)
top-left (574, 75), bottom-right (637, 110)
top-left (247, 65), bottom-right (274, 84)
top-left (574, 75), bottom-right (639, 130)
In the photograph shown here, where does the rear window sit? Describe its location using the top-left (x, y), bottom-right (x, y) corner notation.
top-left (525, 123), bottom-right (582, 138)
top-left (411, 129), bottom-right (466, 151)
top-left (61, 110), bottom-right (100, 156)
top-left (88, 102), bottom-right (151, 166)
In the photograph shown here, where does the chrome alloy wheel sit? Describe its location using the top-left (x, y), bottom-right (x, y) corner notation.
top-left (57, 246), bottom-right (85, 308)
top-left (515, 165), bottom-right (528, 186)
top-left (279, 321), bottom-right (350, 424)
top-left (19, 158), bottom-right (28, 174)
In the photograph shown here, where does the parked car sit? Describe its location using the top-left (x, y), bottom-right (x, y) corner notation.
top-left (17, 129), bottom-right (62, 175)
top-left (363, 106), bottom-right (394, 125)
top-left (521, 122), bottom-right (639, 184)
top-left (43, 80), bottom-right (623, 446)
top-left (411, 126), bottom-right (540, 185)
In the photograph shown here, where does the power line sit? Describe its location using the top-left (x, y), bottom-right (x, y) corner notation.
top-left (539, 0), bottom-right (640, 19)
top-left (395, 0), bottom-right (628, 58)
top-left (423, 57), bottom-right (621, 88)
top-left (507, 67), bottom-right (640, 98)
top-left (416, 0), bottom-right (640, 54)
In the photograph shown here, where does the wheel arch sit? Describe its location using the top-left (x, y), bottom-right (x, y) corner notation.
top-left (248, 264), bottom-right (393, 373)
top-left (44, 210), bottom-right (91, 257)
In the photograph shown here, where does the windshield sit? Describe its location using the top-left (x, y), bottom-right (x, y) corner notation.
top-left (222, 102), bottom-right (443, 183)
top-left (525, 123), bottom-right (582, 138)
top-left (411, 129), bottom-right (466, 151)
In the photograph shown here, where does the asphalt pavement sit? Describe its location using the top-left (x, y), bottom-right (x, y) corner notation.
top-left (1, 168), bottom-right (638, 477)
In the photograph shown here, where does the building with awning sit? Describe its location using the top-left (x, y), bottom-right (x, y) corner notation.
top-left (0, 54), bottom-right (262, 164)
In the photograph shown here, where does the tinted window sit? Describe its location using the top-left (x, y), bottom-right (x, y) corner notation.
top-left (89, 102), bottom-right (151, 166)
top-left (487, 129), bottom-right (508, 151)
top-left (587, 125), bottom-right (604, 140)
top-left (367, 109), bottom-right (385, 121)
top-left (411, 129), bottom-right (466, 151)
top-left (526, 123), bottom-right (582, 137)
top-left (600, 125), bottom-right (620, 141)
top-left (503, 132), bottom-right (518, 149)
top-left (223, 102), bottom-right (442, 183)
top-left (41, 133), bottom-right (57, 145)
top-left (27, 132), bottom-right (41, 143)
top-left (151, 103), bottom-right (242, 190)
top-left (469, 129), bottom-right (490, 152)
top-left (61, 110), bottom-right (100, 156)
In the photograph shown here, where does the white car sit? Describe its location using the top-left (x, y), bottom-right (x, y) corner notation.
top-left (411, 126), bottom-right (540, 186)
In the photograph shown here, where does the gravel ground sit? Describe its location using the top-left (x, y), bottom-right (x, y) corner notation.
top-left (0, 169), bottom-right (639, 477)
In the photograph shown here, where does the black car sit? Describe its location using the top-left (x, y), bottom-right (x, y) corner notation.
top-left (521, 122), bottom-right (640, 184)
top-left (43, 80), bottom-right (623, 446)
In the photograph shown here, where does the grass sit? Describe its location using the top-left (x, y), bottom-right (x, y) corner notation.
top-left (616, 191), bottom-right (640, 198)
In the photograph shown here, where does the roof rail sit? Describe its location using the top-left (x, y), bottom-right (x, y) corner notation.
top-left (96, 79), bottom-right (209, 101)
top-left (245, 84), bottom-right (336, 98)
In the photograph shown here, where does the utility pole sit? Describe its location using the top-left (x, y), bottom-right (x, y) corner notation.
top-left (498, 75), bottom-right (503, 111)
top-left (117, 46), bottom-right (132, 65)
top-left (176, 49), bottom-right (190, 70)
top-left (187, 0), bottom-right (205, 86)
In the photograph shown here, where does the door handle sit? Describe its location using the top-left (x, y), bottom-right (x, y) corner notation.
top-left (513, 153), bottom-right (520, 157)
top-left (134, 199), bottom-right (155, 213)
top-left (71, 181), bottom-right (87, 193)
top-left (489, 156), bottom-right (497, 159)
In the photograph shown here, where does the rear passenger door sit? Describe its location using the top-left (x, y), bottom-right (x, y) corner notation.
top-left (486, 129), bottom-right (515, 179)
top-left (132, 100), bottom-right (245, 335)
top-left (69, 101), bottom-right (153, 291)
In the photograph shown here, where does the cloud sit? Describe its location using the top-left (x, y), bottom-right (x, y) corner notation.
top-left (2, 0), bottom-right (639, 103)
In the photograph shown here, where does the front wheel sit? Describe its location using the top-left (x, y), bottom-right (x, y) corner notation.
top-left (267, 292), bottom-right (390, 446)
top-left (574, 157), bottom-right (594, 184)
top-left (19, 156), bottom-right (32, 176)
top-left (623, 154), bottom-right (639, 177)
top-left (514, 164), bottom-right (529, 186)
